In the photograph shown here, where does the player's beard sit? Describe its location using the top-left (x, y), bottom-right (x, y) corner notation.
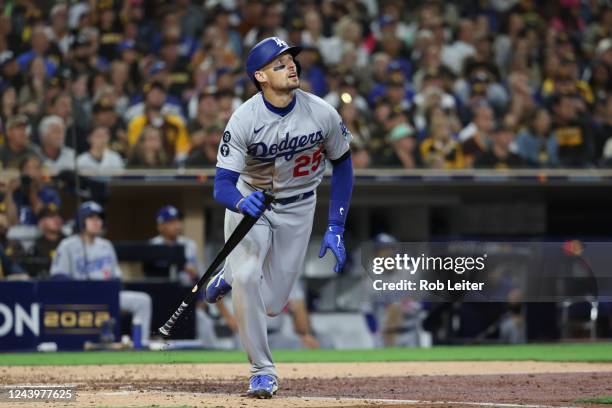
top-left (275, 77), bottom-right (299, 93)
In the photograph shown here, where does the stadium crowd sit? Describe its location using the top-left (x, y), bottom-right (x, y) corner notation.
top-left (0, 0), bottom-right (610, 176)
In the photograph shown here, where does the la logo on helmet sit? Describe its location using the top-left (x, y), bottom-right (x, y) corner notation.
top-left (273, 37), bottom-right (287, 48)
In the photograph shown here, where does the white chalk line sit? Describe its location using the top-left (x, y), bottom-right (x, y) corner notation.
top-left (84, 390), bottom-right (581, 408)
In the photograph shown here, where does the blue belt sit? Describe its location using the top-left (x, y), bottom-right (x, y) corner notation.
top-left (275, 190), bottom-right (314, 205)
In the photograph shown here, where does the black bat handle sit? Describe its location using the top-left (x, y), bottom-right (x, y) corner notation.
top-left (158, 189), bottom-right (275, 338)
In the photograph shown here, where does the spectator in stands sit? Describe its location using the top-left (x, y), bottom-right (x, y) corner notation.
top-left (127, 81), bottom-right (190, 164)
top-left (516, 108), bottom-right (560, 167)
top-left (338, 100), bottom-right (370, 151)
top-left (124, 80), bottom-right (184, 124)
top-left (150, 205), bottom-right (201, 286)
top-left (30, 205), bottom-right (64, 278)
top-left (47, 90), bottom-right (90, 155)
top-left (0, 115), bottom-right (39, 170)
top-left (368, 98), bottom-right (394, 166)
top-left (335, 16), bottom-right (369, 69)
top-left (187, 90), bottom-right (220, 147)
top-left (0, 51), bottom-right (23, 92)
top-left (92, 96), bottom-right (128, 158)
top-left (0, 178), bottom-right (18, 228)
top-left (459, 104), bottom-right (496, 168)
top-left (185, 124), bottom-right (223, 168)
top-left (36, 115), bottom-right (75, 174)
top-left (70, 27), bottom-right (109, 73)
top-left (388, 118), bottom-right (417, 169)
top-left (51, 201), bottom-right (152, 347)
top-left (158, 34), bottom-right (192, 99)
top-left (381, 67), bottom-right (413, 114)
top-left (441, 18), bottom-right (476, 76)
top-left (541, 53), bottom-right (594, 109)
top-left (0, 202), bottom-right (25, 259)
top-left (351, 144), bottom-right (370, 169)
top-left (0, 244), bottom-right (26, 280)
top-left (48, 4), bottom-right (71, 57)
top-left (97, 2), bottom-right (124, 62)
top-left (16, 25), bottom-right (57, 77)
top-left (76, 126), bottom-right (124, 172)
top-left (412, 69), bottom-right (457, 133)
top-left (9, 154), bottom-right (61, 226)
top-left (475, 125), bottom-right (524, 169)
top-left (324, 75), bottom-right (369, 112)
top-left (301, 9), bottom-right (341, 66)
top-left (108, 60), bottom-right (133, 115)
top-left (296, 46), bottom-right (327, 97)
top-left (18, 56), bottom-right (48, 118)
top-left (0, 0), bottom-right (609, 174)
top-left (550, 94), bottom-right (595, 167)
top-left (506, 69), bottom-right (537, 129)
top-left (215, 89), bottom-right (240, 124)
top-left (127, 126), bottom-right (171, 168)
top-left (1, 85), bottom-right (18, 130)
top-left (243, 2), bottom-right (287, 49)
top-left (455, 62), bottom-right (509, 117)
top-left (587, 61), bottom-right (610, 107)
top-left (420, 112), bottom-right (464, 169)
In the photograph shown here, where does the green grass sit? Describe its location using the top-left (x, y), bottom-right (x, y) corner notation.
top-left (1, 343), bottom-right (611, 366)
top-left (577, 396), bottom-right (612, 404)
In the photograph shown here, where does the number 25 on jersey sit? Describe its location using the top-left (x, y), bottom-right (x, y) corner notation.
top-left (293, 144), bottom-right (324, 177)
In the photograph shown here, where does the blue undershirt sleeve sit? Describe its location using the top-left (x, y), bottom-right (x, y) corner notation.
top-left (213, 167), bottom-right (244, 213)
top-left (328, 152), bottom-right (353, 227)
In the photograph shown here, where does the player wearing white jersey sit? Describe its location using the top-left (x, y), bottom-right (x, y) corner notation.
top-left (50, 201), bottom-right (153, 347)
top-left (205, 37), bottom-right (354, 398)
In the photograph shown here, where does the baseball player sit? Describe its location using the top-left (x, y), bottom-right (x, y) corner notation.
top-left (50, 201), bottom-right (153, 347)
top-left (150, 205), bottom-right (202, 286)
top-left (205, 37), bottom-right (353, 398)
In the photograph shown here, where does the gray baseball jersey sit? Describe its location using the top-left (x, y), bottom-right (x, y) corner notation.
top-left (216, 88), bottom-right (350, 198)
top-left (216, 88), bottom-right (350, 379)
top-left (50, 234), bottom-right (153, 346)
top-left (50, 235), bottom-right (121, 280)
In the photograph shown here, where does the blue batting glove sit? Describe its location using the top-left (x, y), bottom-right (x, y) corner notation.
top-left (237, 191), bottom-right (270, 218)
top-left (319, 225), bottom-right (346, 273)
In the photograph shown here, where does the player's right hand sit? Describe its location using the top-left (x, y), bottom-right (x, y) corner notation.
top-left (238, 191), bottom-right (270, 218)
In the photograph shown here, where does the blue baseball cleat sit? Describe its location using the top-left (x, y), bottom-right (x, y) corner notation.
top-left (247, 374), bottom-right (278, 399)
top-left (205, 270), bottom-right (232, 303)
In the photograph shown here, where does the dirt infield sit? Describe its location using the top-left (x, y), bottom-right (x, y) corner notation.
top-left (3, 361), bottom-right (612, 407)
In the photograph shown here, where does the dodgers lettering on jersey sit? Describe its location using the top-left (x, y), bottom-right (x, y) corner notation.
top-left (50, 235), bottom-right (121, 280)
top-left (216, 89), bottom-right (351, 199)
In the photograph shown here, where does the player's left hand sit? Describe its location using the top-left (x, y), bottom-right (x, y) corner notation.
top-left (319, 225), bottom-right (346, 273)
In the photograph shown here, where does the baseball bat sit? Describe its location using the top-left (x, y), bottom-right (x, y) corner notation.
top-left (158, 190), bottom-right (275, 337)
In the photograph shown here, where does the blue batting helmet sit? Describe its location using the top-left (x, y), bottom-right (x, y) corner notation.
top-left (77, 201), bottom-right (104, 229)
top-left (156, 205), bottom-right (181, 224)
top-left (246, 37), bottom-right (301, 89)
